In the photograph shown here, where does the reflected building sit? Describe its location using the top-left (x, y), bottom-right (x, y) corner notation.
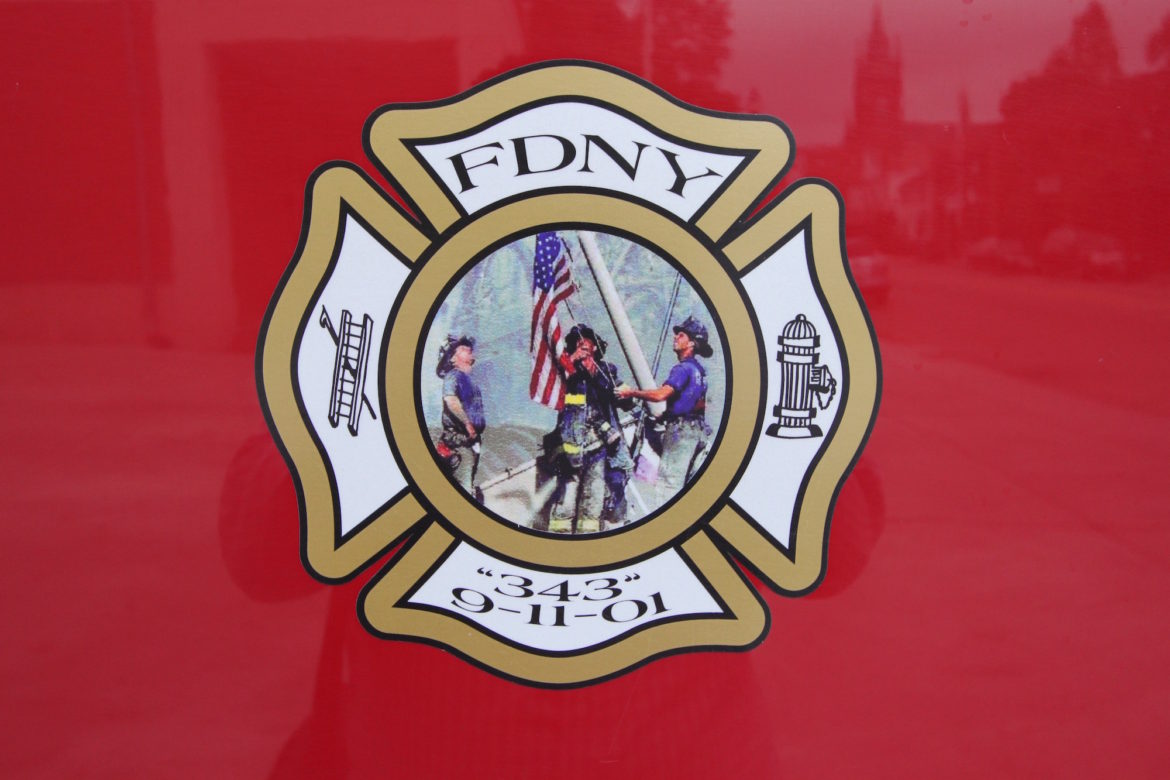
top-left (795, 2), bottom-right (1170, 277)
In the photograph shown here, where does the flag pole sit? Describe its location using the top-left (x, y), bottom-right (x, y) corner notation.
top-left (576, 231), bottom-right (666, 417)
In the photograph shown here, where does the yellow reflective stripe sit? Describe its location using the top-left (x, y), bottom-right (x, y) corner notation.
top-left (562, 442), bottom-right (582, 454)
top-left (564, 394), bottom-right (586, 405)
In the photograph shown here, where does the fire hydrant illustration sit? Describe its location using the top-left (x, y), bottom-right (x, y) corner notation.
top-left (765, 313), bottom-right (837, 439)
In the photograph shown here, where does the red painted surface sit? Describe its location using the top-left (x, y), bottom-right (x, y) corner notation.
top-left (3, 0), bottom-right (1169, 776)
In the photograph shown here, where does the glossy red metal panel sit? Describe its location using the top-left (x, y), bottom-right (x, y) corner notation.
top-left (3, 0), bottom-right (1169, 775)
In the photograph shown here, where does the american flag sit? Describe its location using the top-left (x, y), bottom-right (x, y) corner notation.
top-left (529, 232), bottom-right (575, 409)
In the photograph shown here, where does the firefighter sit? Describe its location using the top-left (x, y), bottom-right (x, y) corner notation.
top-left (618, 315), bottom-right (712, 507)
top-left (548, 324), bottom-right (633, 534)
top-left (436, 335), bottom-right (485, 496)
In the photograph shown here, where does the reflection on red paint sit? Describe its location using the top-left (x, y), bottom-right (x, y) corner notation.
top-left (3, 0), bottom-right (1170, 776)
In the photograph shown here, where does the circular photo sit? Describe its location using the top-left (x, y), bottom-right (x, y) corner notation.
top-left (421, 229), bottom-right (726, 536)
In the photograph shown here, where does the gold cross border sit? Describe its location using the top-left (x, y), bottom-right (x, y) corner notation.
top-left (257, 65), bottom-right (880, 683)
top-left (258, 164), bottom-right (430, 582)
top-left (365, 60), bottom-right (793, 242)
top-left (359, 523), bottom-right (767, 687)
top-left (259, 173), bottom-right (878, 584)
top-left (715, 182), bottom-right (881, 594)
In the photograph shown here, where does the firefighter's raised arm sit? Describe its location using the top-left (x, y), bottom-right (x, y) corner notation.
top-left (617, 384), bottom-right (674, 403)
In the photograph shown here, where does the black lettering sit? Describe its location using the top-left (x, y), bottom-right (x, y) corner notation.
top-left (513, 134), bottom-right (576, 176)
top-left (494, 573), bottom-right (535, 599)
top-left (602, 599), bottom-right (648, 623)
top-left (537, 579), bottom-right (580, 602)
top-left (528, 603), bottom-right (568, 627)
top-left (451, 588), bottom-right (494, 614)
top-left (447, 141), bottom-right (503, 192)
top-left (583, 578), bottom-right (622, 601)
top-left (650, 591), bottom-right (668, 614)
top-left (658, 148), bottom-right (722, 196)
top-left (578, 135), bottom-right (648, 180)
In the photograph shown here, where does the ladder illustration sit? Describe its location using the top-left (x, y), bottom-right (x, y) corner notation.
top-left (319, 307), bottom-right (376, 436)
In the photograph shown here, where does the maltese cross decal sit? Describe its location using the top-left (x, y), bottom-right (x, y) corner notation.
top-left (257, 61), bottom-right (880, 686)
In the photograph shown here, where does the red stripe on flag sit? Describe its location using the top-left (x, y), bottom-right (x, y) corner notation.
top-left (530, 236), bottom-right (574, 410)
